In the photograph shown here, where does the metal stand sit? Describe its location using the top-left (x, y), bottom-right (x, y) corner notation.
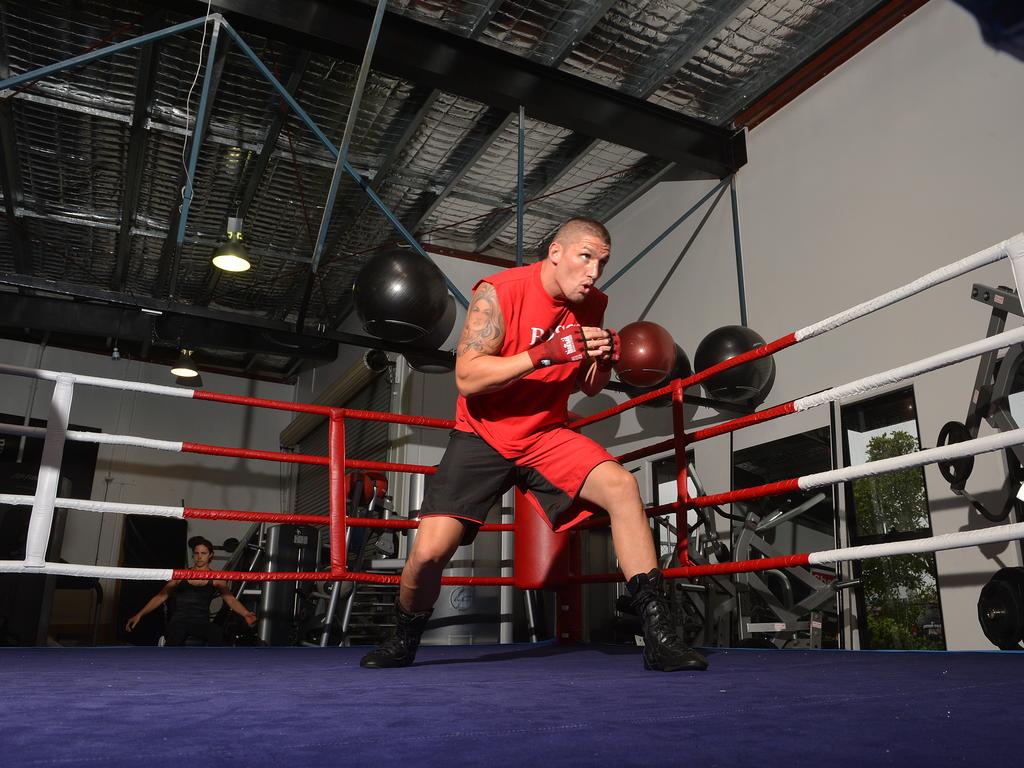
top-left (936, 283), bottom-right (1024, 523)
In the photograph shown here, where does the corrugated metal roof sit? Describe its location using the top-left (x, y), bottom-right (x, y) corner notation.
top-left (0, 0), bottom-right (888, 379)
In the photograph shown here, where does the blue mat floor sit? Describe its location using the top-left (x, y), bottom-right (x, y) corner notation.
top-left (2, 643), bottom-right (1022, 767)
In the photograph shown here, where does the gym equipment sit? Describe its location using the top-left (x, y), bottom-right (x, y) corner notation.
top-left (978, 566), bottom-right (1024, 649)
top-left (670, 462), bottom-right (850, 649)
top-left (405, 294), bottom-right (457, 373)
top-left (621, 344), bottom-right (693, 405)
top-left (614, 321), bottom-right (676, 388)
top-left (353, 248), bottom-right (449, 342)
top-left (937, 283), bottom-right (1024, 522)
top-left (694, 324), bottom-right (775, 405)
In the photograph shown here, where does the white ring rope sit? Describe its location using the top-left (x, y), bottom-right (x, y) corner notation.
top-left (0, 560), bottom-right (174, 579)
top-left (799, 427), bottom-right (1024, 491)
top-left (794, 324), bottom-right (1024, 412)
top-left (4, 236), bottom-right (1024, 581)
top-left (795, 234), bottom-right (1024, 341)
top-left (808, 522), bottom-right (1024, 565)
top-left (0, 423), bottom-right (184, 452)
top-left (0, 494), bottom-right (185, 518)
top-left (0, 362), bottom-right (194, 398)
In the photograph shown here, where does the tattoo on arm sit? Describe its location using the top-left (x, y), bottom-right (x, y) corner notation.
top-left (458, 282), bottom-right (504, 357)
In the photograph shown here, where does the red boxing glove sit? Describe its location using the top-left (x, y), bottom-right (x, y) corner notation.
top-left (579, 360), bottom-right (612, 396)
top-left (597, 329), bottom-right (620, 370)
top-left (528, 326), bottom-right (587, 368)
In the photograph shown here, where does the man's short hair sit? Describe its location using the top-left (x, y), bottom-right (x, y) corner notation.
top-left (540, 217), bottom-right (611, 259)
top-left (556, 217), bottom-right (611, 247)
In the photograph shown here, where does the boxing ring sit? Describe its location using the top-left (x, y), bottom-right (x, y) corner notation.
top-left (3, 233), bottom-right (1024, 766)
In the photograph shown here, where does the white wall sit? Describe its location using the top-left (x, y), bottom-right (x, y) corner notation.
top-left (0, 339), bottom-right (294, 626)
top-left (604, 1), bottom-right (1024, 649)
top-left (339, 2), bottom-right (1024, 649)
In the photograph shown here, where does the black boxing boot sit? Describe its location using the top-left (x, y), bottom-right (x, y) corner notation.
top-left (359, 601), bottom-right (432, 668)
top-left (627, 569), bottom-right (708, 672)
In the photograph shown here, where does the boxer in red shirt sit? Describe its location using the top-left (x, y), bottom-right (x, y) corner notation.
top-left (361, 218), bottom-right (707, 672)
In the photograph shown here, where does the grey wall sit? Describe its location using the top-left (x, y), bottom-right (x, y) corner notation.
top-left (603, 1), bottom-right (1024, 649)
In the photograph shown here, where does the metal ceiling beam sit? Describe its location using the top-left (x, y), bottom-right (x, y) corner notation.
top-left (199, 48), bottom-right (311, 308)
top-left (267, 0), bottom-right (595, 329)
top-left (0, 12), bottom-right (33, 275)
top-left (321, 0), bottom-right (498, 246)
top-left (520, 159), bottom-right (682, 265)
top-left (0, 290), bottom-right (336, 361)
top-left (366, 86), bottom-right (439, 192)
top-left (309, 0), bottom-right (390, 277)
top-left (285, 0), bottom-right (500, 331)
top-left (315, 108), bottom-right (514, 331)
top-left (467, 0), bottom-right (503, 39)
top-left (283, 84), bottom-right (439, 327)
top-left (283, 356), bottom-right (305, 379)
top-left (406, 109), bottom-right (515, 235)
top-left (408, 0), bottom-right (620, 253)
top-left (445, 189), bottom-right (566, 223)
top-left (625, 0), bottom-right (754, 98)
top-left (0, 324), bottom-right (296, 383)
top-left (319, 106), bottom-right (556, 327)
top-left (0, 295), bottom-right (154, 343)
top-left (472, 0), bottom-right (754, 251)
top-left (594, 160), bottom-right (678, 223)
top-left (215, 21), bottom-right (471, 312)
top-left (0, 291), bottom-right (337, 369)
top-left (111, 12), bottom-right (166, 291)
top-left (0, 271), bottom-right (454, 364)
top-left (473, 133), bottom-right (596, 251)
top-left (0, 105), bottom-right (31, 274)
top-left (732, 0), bottom-right (931, 130)
top-left (238, 49), bottom-right (311, 220)
top-left (174, 0), bottom-right (744, 174)
top-left (154, 21), bottom-right (230, 300)
top-left (1, 91), bottom-right (130, 123)
top-left (539, 0), bottom-right (618, 66)
top-left (292, 271), bottom-right (316, 332)
top-left (322, 0), bottom-right (500, 232)
top-left (304, 100), bottom-right (501, 329)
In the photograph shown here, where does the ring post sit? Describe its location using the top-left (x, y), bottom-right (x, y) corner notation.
top-left (672, 377), bottom-right (690, 566)
top-left (24, 377), bottom-right (74, 567)
top-left (328, 410), bottom-right (347, 575)
top-left (513, 489), bottom-right (582, 642)
top-left (557, 531), bottom-right (584, 643)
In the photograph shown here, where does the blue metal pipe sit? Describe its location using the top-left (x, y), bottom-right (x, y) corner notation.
top-left (221, 23), bottom-right (335, 153)
top-left (0, 16), bottom-right (211, 92)
top-left (175, 18), bottom-right (221, 249)
top-left (599, 177), bottom-right (729, 292)
top-left (342, 163), bottom-right (468, 308)
top-left (221, 22), bottom-right (468, 309)
top-left (730, 175), bottom-right (747, 327)
top-left (516, 106), bottom-right (525, 267)
top-left (311, 0), bottom-right (388, 274)
top-left (638, 183), bottom-right (728, 321)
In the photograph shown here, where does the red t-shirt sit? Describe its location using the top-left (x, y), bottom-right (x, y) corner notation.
top-left (455, 260), bottom-right (607, 456)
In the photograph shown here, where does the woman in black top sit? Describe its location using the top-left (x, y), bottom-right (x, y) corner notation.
top-left (125, 538), bottom-right (256, 645)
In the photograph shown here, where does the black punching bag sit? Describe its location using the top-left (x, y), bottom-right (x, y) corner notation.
top-left (694, 325), bottom-right (775, 405)
top-left (353, 249), bottom-right (449, 342)
top-left (404, 294), bottom-right (457, 374)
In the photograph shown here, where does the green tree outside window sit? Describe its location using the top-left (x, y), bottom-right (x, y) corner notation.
top-left (851, 430), bottom-right (944, 650)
